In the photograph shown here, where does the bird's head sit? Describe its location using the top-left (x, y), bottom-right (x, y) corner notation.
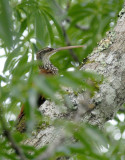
top-left (36, 47), bottom-right (57, 69)
top-left (36, 47), bottom-right (55, 61)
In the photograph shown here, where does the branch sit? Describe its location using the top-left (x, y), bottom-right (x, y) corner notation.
top-left (61, 24), bottom-right (80, 63)
top-left (35, 93), bottom-right (91, 160)
top-left (3, 130), bottom-right (27, 160)
top-left (24, 12), bottom-right (125, 150)
top-left (0, 107), bottom-right (27, 160)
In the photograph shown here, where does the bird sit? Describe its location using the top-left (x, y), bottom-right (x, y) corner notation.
top-left (16, 45), bottom-right (84, 132)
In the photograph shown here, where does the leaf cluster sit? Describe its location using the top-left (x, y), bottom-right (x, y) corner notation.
top-left (0, 0), bottom-right (124, 159)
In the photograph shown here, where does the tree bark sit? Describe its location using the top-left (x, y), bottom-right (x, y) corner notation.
top-left (25, 12), bottom-right (125, 149)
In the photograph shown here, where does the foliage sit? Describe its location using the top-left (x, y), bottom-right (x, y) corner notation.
top-left (0, 0), bottom-right (124, 160)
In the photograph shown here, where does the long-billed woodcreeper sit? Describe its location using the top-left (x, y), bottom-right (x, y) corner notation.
top-left (17, 45), bottom-right (83, 132)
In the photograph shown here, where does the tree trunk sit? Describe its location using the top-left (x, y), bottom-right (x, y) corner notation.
top-left (25, 11), bottom-right (125, 150)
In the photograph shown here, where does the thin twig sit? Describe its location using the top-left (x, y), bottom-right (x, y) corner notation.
top-left (52, 0), bottom-right (64, 14)
top-left (3, 130), bottom-right (27, 160)
top-left (66, 0), bottom-right (72, 11)
top-left (65, 0), bottom-right (89, 31)
top-left (0, 107), bottom-right (27, 160)
top-left (61, 24), bottom-right (80, 63)
top-left (52, 0), bottom-right (86, 63)
top-left (66, 18), bottom-right (89, 31)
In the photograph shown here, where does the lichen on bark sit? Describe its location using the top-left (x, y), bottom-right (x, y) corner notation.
top-left (24, 11), bottom-right (125, 149)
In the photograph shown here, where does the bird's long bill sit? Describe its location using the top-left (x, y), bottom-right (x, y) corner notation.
top-left (47, 50), bottom-right (56, 56)
top-left (47, 45), bottom-right (84, 56)
top-left (55, 45), bottom-right (84, 52)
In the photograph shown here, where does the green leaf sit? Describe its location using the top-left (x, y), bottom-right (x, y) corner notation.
top-left (34, 11), bottom-right (46, 48)
top-left (33, 75), bottom-right (58, 101)
top-left (44, 10), bottom-right (63, 40)
top-left (0, 0), bottom-right (13, 48)
top-left (0, 75), bottom-right (6, 82)
top-left (58, 70), bottom-right (102, 91)
top-left (19, 18), bottom-right (27, 35)
top-left (11, 49), bottom-right (28, 76)
top-left (68, 0), bottom-right (124, 59)
top-left (33, 146), bottom-right (47, 157)
top-left (42, 11), bottom-right (54, 45)
top-left (3, 44), bottom-right (23, 72)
